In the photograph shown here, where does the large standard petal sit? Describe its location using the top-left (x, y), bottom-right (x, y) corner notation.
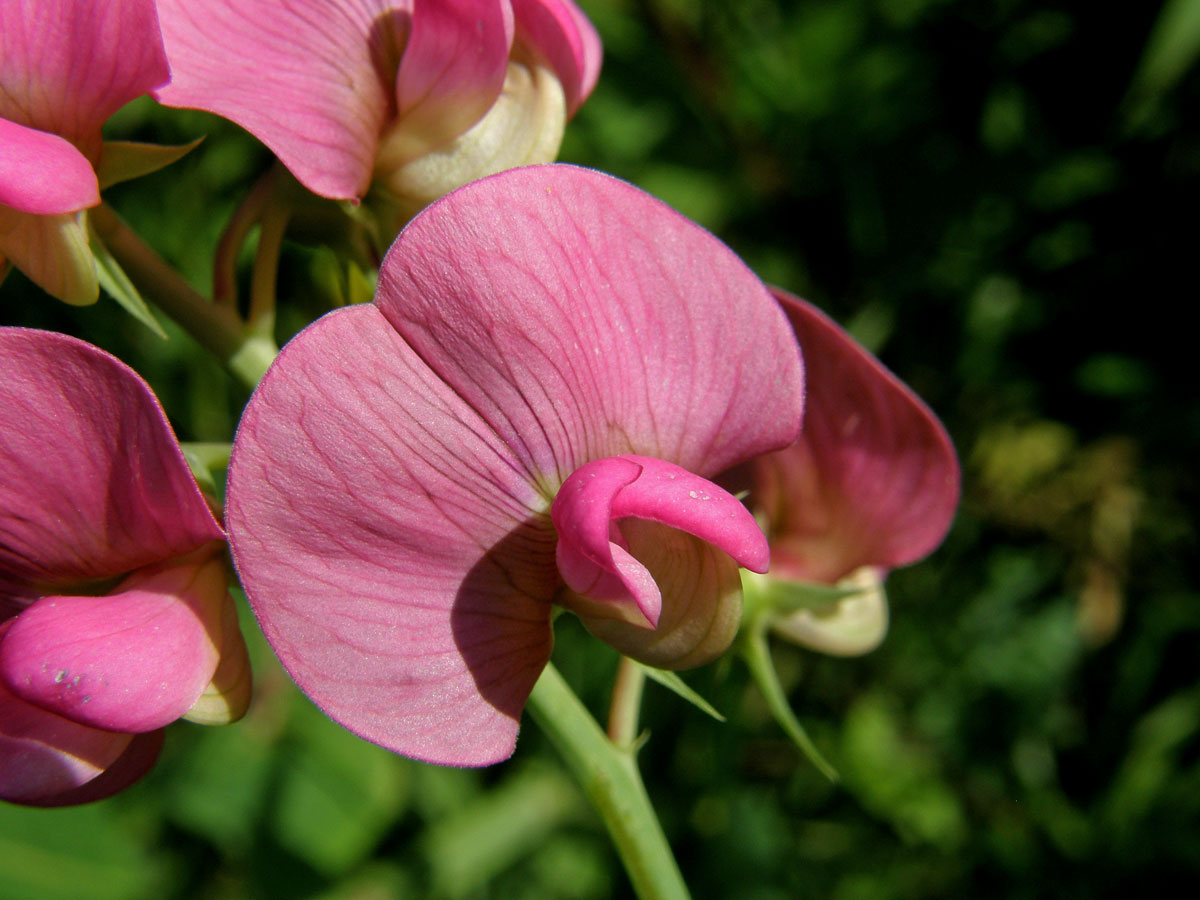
top-left (378, 0), bottom-right (514, 171)
top-left (753, 290), bottom-right (960, 583)
top-left (511, 0), bottom-right (602, 116)
top-left (0, 119), bottom-right (100, 215)
top-left (0, 0), bottom-right (169, 160)
top-left (227, 304), bottom-right (556, 766)
top-left (0, 329), bottom-right (224, 604)
top-left (0, 551), bottom-right (226, 732)
top-left (155, 0), bottom-right (405, 200)
top-left (374, 164), bottom-right (806, 488)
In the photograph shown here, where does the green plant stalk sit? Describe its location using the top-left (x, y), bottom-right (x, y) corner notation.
top-left (526, 663), bottom-right (691, 900)
top-left (90, 204), bottom-right (278, 390)
top-left (180, 442), bottom-right (233, 472)
top-left (607, 655), bottom-right (647, 746)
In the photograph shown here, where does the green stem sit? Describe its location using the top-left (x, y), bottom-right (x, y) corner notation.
top-left (180, 442), bottom-right (233, 472)
top-left (90, 204), bottom-right (278, 390)
top-left (526, 663), bottom-right (691, 900)
top-left (607, 655), bottom-right (646, 746)
top-left (212, 166), bottom-right (275, 309)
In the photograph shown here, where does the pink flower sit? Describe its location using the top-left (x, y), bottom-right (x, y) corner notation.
top-left (0, 329), bottom-right (251, 807)
top-left (154, 0), bottom-right (601, 208)
top-left (0, 0), bottom-right (170, 304)
top-left (741, 289), bottom-right (960, 655)
top-left (226, 165), bottom-right (805, 766)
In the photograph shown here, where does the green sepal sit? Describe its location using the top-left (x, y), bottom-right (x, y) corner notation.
top-left (739, 619), bottom-right (840, 782)
top-left (636, 662), bottom-right (726, 723)
top-left (88, 230), bottom-right (168, 338)
top-left (309, 248), bottom-right (378, 308)
top-left (96, 138), bottom-right (204, 191)
top-left (764, 577), bottom-right (875, 615)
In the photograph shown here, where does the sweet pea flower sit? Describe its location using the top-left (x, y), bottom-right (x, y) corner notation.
top-left (741, 289), bottom-right (960, 656)
top-left (0, 329), bottom-right (251, 806)
top-left (154, 0), bottom-right (601, 212)
top-left (226, 164), bottom-right (805, 766)
top-left (0, 0), bottom-right (170, 304)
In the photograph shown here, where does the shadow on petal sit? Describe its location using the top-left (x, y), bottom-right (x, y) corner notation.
top-left (450, 515), bottom-right (558, 755)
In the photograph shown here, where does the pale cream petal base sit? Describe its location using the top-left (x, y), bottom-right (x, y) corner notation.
top-left (0, 206), bottom-right (97, 304)
top-left (770, 566), bottom-right (889, 657)
top-left (376, 60), bottom-right (567, 222)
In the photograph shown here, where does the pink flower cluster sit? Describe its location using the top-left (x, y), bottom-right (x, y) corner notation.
top-left (1, 0), bottom-right (959, 803)
top-left (0, 330), bottom-right (250, 806)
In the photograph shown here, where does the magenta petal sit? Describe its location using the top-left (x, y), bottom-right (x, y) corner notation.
top-left (26, 729), bottom-right (164, 807)
top-left (0, 553), bottom-right (225, 732)
top-left (375, 165), bottom-right (805, 486)
top-left (552, 456), bottom-right (658, 624)
top-left (227, 304), bottom-right (555, 766)
top-left (512, 0), bottom-right (602, 115)
top-left (0, 622), bottom-right (133, 805)
top-left (553, 455), bottom-right (768, 625)
top-left (758, 290), bottom-right (961, 583)
top-left (384, 0), bottom-right (513, 164)
top-left (0, 0), bottom-right (169, 158)
top-left (0, 329), bottom-right (223, 604)
top-left (155, 0), bottom-right (401, 200)
top-left (0, 119), bottom-right (100, 215)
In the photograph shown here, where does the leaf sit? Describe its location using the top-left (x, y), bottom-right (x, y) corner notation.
top-left (636, 662), bottom-right (726, 722)
top-left (0, 801), bottom-right (169, 900)
top-left (421, 765), bottom-right (584, 899)
top-left (88, 231), bottom-right (167, 339)
top-left (1123, 0), bottom-right (1200, 129)
top-left (270, 694), bottom-right (410, 877)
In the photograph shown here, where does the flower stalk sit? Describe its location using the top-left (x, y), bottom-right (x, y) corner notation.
top-left (89, 203), bottom-right (278, 389)
top-left (526, 662), bottom-right (691, 900)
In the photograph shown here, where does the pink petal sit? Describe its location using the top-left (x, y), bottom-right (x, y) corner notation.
top-left (380, 0), bottom-right (514, 167)
top-left (0, 551), bottom-right (226, 732)
top-left (0, 329), bottom-right (224, 605)
top-left (0, 0), bottom-right (169, 160)
top-left (553, 455), bottom-right (768, 626)
top-left (0, 620), bottom-right (133, 805)
top-left (27, 729), bottom-right (163, 807)
top-left (0, 118), bottom-right (99, 215)
top-left (511, 0), bottom-right (601, 116)
top-left (375, 164), bottom-right (805, 487)
top-left (227, 304), bottom-right (555, 766)
top-left (155, 0), bottom-right (404, 200)
top-left (754, 290), bottom-right (960, 583)
top-left (0, 683), bottom-right (162, 807)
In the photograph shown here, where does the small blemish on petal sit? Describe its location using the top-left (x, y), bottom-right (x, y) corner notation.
top-left (54, 669), bottom-right (67, 684)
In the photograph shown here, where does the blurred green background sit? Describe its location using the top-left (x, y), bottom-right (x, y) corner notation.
top-left (4, 0), bottom-right (1199, 897)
